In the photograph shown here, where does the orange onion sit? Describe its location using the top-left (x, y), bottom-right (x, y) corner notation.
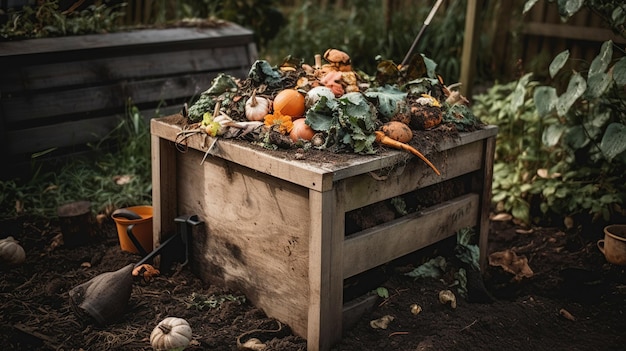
top-left (290, 118), bottom-right (315, 142)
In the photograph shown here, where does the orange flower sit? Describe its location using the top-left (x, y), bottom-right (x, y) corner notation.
top-left (263, 111), bottom-right (294, 134)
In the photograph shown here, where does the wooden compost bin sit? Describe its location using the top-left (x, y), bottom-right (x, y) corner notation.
top-left (151, 117), bottom-right (497, 351)
top-left (0, 22), bottom-right (256, 178)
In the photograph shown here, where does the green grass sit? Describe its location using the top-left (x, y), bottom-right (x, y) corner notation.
top-left (0, 104), bottom-right (153, 221)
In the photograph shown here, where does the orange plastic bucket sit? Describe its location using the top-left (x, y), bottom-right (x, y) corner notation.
top-left (111, 205), bottom-right (153, 254)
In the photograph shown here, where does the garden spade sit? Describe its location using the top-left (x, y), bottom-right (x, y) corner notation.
top-left (69, 214), bottom-right (203, 325)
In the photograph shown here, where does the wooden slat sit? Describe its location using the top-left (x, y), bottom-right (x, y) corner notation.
top-left (151, 133), bottom-right (178, 249)
top-left (342, 193), bottom-right (480, 279)
top-left (150, 119), bottom-right (498, 193)
top-left (0, 25), bottom-right (254, 59)
top-left (307, 188), bottom-right (343, 350)
top-left (176, 147), bottom-right (312, 338)
top-left (330, 126), bottom-right (498, 181)
top-left (479, 135), bottom-right (496, 270)
top-left (6, 105), bottom-right (180, 155)
top-left (0, 46), bottom-right (251, 92)
top-left (340, 140), bottom-right (484, 212)
top-left (523, 22), bottom-right (626, 44)
top-left (460, 0), bottom-right (482, 98)
top-left (2, 70), bottom-right (246, 123)
top-left (150, 118), bottom-right (333, 191)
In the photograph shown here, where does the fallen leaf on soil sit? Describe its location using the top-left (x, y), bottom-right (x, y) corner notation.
top-left (491, 213), bottom-right (512, 222)
top-left (516, 228), bottom-right (534, 235)
top-left (240, 338), bottom-right (266, 350)
top-left (370, 315), bottom-right (395, 329)
top-left (559, 308), bottom-right (576, 321)
top-left (48, 233), bottom-right (64, 251)
top-left (488, 249), bottom-right (534, 281)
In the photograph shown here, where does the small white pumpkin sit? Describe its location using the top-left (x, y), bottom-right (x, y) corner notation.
top-left (0, 236), bottom-right (26, 266)
top-left (150, 317), bottom-right (192, 351)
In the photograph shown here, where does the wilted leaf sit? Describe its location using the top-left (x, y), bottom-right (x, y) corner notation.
top-left (248, 60), bottom-right (285, 87)
top-left (613, 57), bottom-right (626, 86)
top-left (600, 122), bottom-right (626, 161)
top-left (556, 72), bottom-right (586, 116)
top-left (376, 59), bottom-right (400, 85)
top-left (534, 86), bottom-right (557, 117)
top-left (550, 50), bottom-right (570, 78)
top-left (364, 86), bottom-right (407, 119)
top-left (491, 213), bottom-right (512, 222)
top-left (403, 54), bottom-right (427, 80)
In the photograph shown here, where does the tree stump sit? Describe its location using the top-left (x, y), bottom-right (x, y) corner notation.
top-left (57, 201), bottom-right (93, 248)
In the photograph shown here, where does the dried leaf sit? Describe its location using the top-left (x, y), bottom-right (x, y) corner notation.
top-left (370, 315), bottom-right (395, 329)
top-left (491, 213), bottom-right (512, 222)
top-left (559, 308), bottom-right (576, 321)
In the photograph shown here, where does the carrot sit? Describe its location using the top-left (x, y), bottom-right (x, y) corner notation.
top-left (374, 131), bottom-right (441, 176)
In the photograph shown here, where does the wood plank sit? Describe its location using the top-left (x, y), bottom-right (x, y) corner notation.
top-left (479, 135), bottom-right (496, 270)
top-left (307, 188), bottom-right (343, 350)
top-left (522, 22), bottom-right (626, 44)
top-left (6, 115), bottom-right (119, 155)
top-left (150, 118), bottom-right (333, 192)
top-left (2, 69), bottom-right (247, 123)
top-left (0, 24), bottom-right (254, 59)
top-left (342, 193), bottom-right (480, 279)
top-left (151, 132), bottom-right (178, 250)
top-left (340, 140), bottom-right (484, 212)
top-left (177, 148), bottom-right (312, 338)
top-left (460, 0), bottom-right (482, 97)
top-left (150, 118), bottom-right (498, 193)
top-left (6, 106), bottom-right (180, 155)
top-left (0, 46), bottom-right (252, 92)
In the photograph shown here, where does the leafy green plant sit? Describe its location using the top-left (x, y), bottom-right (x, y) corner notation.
top-left (473, 1), bottom-right (626, 225)
top-left (473, 75), bottom-right (557, 223)
top-left (0, 0), bottom-right (127, 40)
top-left (475, 41), bottom-right (626, 225)
top-left (531, 40), bottom-right (626, 222)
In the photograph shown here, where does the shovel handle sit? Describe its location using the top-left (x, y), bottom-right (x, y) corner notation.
top-left (126, 224), bottom-right (149, 256)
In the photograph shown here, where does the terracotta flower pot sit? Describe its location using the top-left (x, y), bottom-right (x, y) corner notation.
top-left (597, 224), bottom-right (626, 265)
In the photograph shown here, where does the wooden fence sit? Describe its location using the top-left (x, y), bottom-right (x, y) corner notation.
top-left (480, 0), bottom-right (625, 82)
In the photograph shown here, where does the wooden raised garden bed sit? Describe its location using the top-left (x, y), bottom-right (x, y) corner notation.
top-left (0, 22), bottom-right (256, 178)
top-left (151, 115), bottom-right (497, 351)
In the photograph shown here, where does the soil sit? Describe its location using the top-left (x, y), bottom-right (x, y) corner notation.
top-left (1, 214), bottom-right (626, 351)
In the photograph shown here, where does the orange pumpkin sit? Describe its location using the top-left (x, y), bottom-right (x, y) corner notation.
top-left (273, 89), bottom-right (305, 118)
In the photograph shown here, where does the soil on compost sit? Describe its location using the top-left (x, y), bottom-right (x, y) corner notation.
top-left (2, 213), bottom-right (626, 351)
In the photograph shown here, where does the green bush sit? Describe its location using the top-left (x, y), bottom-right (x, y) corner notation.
top-left (474, 41), bottom-right (626, 225)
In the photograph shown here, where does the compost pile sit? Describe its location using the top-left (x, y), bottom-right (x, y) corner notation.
top-left (176, 49), bottom-right (482, 174)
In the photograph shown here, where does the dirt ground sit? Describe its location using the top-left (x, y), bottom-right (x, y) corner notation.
top-left (1, 212), bottom-right (625, 351)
